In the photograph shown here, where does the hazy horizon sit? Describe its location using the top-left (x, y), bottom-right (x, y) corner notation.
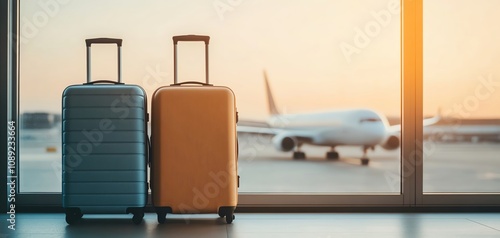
top-left (18, 0), bottom-right (500, 120)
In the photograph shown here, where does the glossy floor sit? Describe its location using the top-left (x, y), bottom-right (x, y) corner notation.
top-left (1, 213), bottom-right (499, 238)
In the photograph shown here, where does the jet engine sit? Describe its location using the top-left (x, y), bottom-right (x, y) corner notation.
top-left (272, 134), bottom-right (297, 152)
top-left (380, 135), bottom-right (400, 150)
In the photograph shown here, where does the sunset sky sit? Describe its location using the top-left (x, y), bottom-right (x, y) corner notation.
top-left (19, 0), bottom-right (500, 120)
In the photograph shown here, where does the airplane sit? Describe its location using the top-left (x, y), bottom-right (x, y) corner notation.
top-left (237, 71), bottom-right (440, 165)
top-left (424, 118), bottom-right (500, 143)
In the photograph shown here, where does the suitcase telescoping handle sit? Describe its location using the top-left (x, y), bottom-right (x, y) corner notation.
top-left (85, 38), bottom-right (123, 84)
top-left (172, 35), bottom-right (212, 86)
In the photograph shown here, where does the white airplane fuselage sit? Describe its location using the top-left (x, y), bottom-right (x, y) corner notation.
top-left (267, 108), bottom-right (390, 147)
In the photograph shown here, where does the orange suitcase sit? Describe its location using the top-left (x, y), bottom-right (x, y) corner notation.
top-left (151, 35), bottom-right (238, 224)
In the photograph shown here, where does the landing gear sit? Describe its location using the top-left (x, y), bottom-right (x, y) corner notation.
top-left (326, 147), bottom-right (339, 160)
top-left (361, 146), bottom-right (371, 166)
top-left (292, 143), bottom-right (306, 159)
top-left (361, 158), bottom-right (370, 165)
top-left (293, 151), bottom-right (306, 159)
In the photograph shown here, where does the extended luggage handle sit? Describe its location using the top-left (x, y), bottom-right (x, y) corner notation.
top-left (147, 136), bottom-right (152, 168)
top-left (85, 38), bottom-right (123, 84)
top-left (172, 35), bottom-right (210, 85)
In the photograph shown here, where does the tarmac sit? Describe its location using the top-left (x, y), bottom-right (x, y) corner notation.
top-left (17, 133), bottom-right (500, 193)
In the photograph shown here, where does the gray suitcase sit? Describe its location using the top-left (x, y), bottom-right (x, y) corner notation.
top-left (62, 38), bottom-right (148, 225)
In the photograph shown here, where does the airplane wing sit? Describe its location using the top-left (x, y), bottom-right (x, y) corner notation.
top-left (237, 122), bottom-right (317, 142)
top-left (388, 115), bottom-right (441, 134)
top-left (237, 125), bottom-right (283, 135)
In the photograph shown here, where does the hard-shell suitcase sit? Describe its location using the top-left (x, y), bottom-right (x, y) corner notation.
top-left (62, 38), bottom-right (148, 225)
top-left (151, 35), bottom-right (238, 224)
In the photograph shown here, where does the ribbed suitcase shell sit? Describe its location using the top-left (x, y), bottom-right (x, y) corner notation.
top-left (151, 85), bottom-right (238, 214)
top-left (62, 85), bottom-right (148, 214)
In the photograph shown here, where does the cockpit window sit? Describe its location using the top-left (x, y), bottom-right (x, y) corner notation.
top-left (359, 118), bottom-right (381, 123)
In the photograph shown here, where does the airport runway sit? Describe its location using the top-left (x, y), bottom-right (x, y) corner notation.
top-left (18, 134), bottom-right (500, 193)
top-left (237, 134), bottom-right (500, 193)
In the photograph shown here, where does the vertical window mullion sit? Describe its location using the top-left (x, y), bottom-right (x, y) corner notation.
top-left (401, 0), bottom-right (423, 206)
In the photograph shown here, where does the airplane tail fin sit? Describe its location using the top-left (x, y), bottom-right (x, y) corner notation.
top-left (264, 70), bottom-right (280, 116)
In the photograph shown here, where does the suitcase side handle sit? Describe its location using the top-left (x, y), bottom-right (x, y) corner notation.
top-left (170, 81), bottom-right (212, 86)
top-left (85, 38), bottom-right (122, 84)
top-left (173, 35), bottom-right (210, 85)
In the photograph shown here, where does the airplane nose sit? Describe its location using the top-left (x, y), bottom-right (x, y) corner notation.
top-left (364, 122), bottom-right (387, 144)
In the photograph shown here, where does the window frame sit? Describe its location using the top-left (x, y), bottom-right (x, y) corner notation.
top-left (1, 0), bottom-right (10, 214)
top-left (7, 0), bottom-right (500, 210)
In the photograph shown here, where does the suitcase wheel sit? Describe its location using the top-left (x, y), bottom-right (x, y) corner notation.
top-left (155, 207), bottom-right (171, 224)
top-left (218, 206), bottom-right (236, 224)
top-left (225, 214), bottom-right (235, 224)
top-left (157, 212), bottom-right (167, 224)
top-left (65, 208), bottom-right (83, 225)
top-left (132, 212), bottom-right (144, 225)
top-left (127, 207), bottom-right (145, 225)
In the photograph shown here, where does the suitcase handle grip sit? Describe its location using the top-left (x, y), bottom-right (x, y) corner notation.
top-left (86, 38), bottom-right (122, 84)
top-left (173, 35), bottom-right (210, 85)
top-left (173, 35), bottom-right (210, 44)
top-left (170, 81), bottom-right (212, 86)
top-left (83, 80), bottom-right (124, 85)
top-left (85, 38), bottom-right (123, 47)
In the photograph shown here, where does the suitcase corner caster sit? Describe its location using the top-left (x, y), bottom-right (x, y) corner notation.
top-left (218, 206), bottom-right (236, 224)
top-left (132, 212), bottom-right (144, 225)
top-left (157, 212), bottom-right (167, 224)
top-left (65, 208), bottom-right (82, 225)
top-left (225, 214), bottom-right (235, 224)
top-left (155, 207), bottom-right (171, 224)
top-left (127, 207), bottom-right (145, 225)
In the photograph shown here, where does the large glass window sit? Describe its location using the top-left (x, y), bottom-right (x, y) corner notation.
top-left (19, 0), bottom-right (401, 194)
top-left (423, 0), bottom-right (500, 193)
